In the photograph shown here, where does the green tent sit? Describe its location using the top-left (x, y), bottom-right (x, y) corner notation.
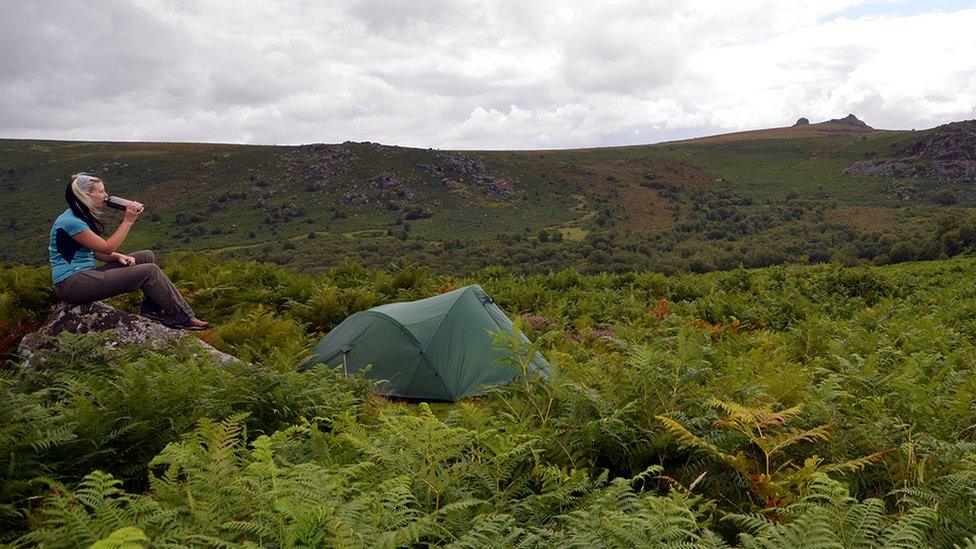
top-left (300, 284), bottom-right (550, 401)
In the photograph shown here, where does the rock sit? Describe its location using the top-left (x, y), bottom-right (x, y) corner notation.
top-left (17, 302), bottom-right (239, 368)
top-left (794, 117), bottom-right (810, 126)
top-left (844, 120), bottom-right (976, 182)
top-left (899, 120), bottom-right (976, 162)
top-left (890, 183), bottom-right (919, 201)
top-left (826, 114), bottom-right (872, 129)
top-left (420, 152), bottom-right (520, 198)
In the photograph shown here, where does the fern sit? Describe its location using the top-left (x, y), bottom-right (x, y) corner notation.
top-left (731, 473), bottom-right (939, 548)
top-left (657, 401), bottom-right (888, 507)
top-left (17, 472), bottom-right (186, 548)
top-left (445, 513), bottom-right (521, 548)
top-left (90, 526), bottom-right (149, 549)
top-left (7, 256), bottom-right (976, 545)
top-left (955, 535), bottom-right (976, 549)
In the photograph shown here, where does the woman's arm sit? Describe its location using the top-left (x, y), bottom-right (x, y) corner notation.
top-left (94, 251), bottom-right (122, 262)
top-left (70, 202), bottom-right (142, 254)
top-left (94, 251), bottom-right (136, 265)
top-left (72, 221), bottom-right (135, 255)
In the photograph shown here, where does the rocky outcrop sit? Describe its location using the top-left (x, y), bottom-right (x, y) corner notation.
top-left (844, 120), bottom-right (976, 183)
top-left (282, 143), bottom-right (359, 193)
top-left (18, 302), bottom-right (238, 368)
top-left (419, 152), bottom-right (519, 197)
top-left (826, 114), bottom-right (872, 129)
top-left (898, 120), bottom-right (976, 161)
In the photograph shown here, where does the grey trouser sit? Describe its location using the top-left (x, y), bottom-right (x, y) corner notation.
top-left (54, 250), bottom-right (194, 325)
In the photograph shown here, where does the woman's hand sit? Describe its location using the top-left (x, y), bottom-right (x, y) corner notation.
top-left (116, 253), bottom-right (137, 266)
top-left (123, 201), bottom-right (144, 223)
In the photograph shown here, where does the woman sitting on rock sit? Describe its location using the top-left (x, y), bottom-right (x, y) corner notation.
top-left (49, 173), bottom-right (209, 330)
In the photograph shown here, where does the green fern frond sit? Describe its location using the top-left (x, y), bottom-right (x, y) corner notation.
top-left (763, 425), bottom-right (831, 455)
top-left (656, 415), bottom-right (738, 468)
top-left (74, 471), bottom-right (125, 511)
top-left (89, 526), bottom-right (149, 549)
top-left (954, 534), bottom-right (976, 549)
top-left (837, 497), bottom-right (884, 547)
top-left (818, 450), bottom-right (888, 474)
top-left (878, 507), bottom-right (937, 549)
top-left (444, 513), bottom-right (520, 548)
top-left (725, 512), bottom-right (777, 534)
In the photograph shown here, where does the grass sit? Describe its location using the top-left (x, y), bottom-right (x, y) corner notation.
top-left (558, 227), bottom-right (588, 241)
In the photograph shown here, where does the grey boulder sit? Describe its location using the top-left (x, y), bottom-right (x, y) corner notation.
top-left (17, 301), bottom-right (237, 368)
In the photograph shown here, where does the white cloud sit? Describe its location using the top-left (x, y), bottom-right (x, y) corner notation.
top-left (1, 0), bottom-right (974, 148)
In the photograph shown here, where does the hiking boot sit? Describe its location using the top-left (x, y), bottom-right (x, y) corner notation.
top-left (144, 312), bottom-right (210, 331)
top-left (141, 311), bottom-right (167, 323)
top-left (168, 318), bottom-right (210, 331)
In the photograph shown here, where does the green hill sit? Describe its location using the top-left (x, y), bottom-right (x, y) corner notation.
top-left (3, 117), bottom-right (975, 273)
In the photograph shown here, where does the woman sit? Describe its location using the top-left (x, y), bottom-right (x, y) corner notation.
top-left (49, 173), bottom-right (209, 330)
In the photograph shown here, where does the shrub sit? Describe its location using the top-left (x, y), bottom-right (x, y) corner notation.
top-left (208, 305), bottom-right (311, 361)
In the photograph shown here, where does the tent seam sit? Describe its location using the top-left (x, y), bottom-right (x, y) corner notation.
top-left (360, 310), bottom-right (426, 349)
top-left (420, 286), bottom-right (472, 352)
top-left (363, 310), bottom-right (454, 400)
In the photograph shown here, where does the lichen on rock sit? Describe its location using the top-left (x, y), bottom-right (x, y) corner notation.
top-left (17, 302), bottom-right (238, 368)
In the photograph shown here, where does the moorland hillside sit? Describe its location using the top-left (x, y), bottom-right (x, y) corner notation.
top-left (3, 117), bottom-right (976, 274)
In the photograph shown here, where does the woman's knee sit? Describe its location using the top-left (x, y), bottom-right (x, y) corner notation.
top-left (131, 262), bottom-right (162, 280)
top-left (133, 250), bottom-right (157, 264)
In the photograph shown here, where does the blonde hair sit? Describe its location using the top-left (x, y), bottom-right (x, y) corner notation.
top-left (64, 173), bottom-right (105, 234)
top-left (70, 173), bottom-right (103, 214)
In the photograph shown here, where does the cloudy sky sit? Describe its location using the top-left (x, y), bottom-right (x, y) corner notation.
top-left (2, 0), bottom-right (975, 149)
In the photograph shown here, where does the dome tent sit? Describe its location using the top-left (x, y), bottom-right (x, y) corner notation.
top-left (300, 284), bottom-right (550, 401)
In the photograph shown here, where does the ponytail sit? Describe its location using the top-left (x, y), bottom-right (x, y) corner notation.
top-left (65, 173), bottom-right (104, 235)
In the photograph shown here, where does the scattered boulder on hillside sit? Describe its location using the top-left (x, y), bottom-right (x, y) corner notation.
top-left (844, 158), bottom-right (917, 178)
top-left (794, 117), bottom-right (810, 126)
top-left (17, 302), bottom-right (239, 369)
top-left (342, 191), bottom-right (369, 205)
top-left (826, 114), bottom-right (872, 129)
top-left (844, 120), bottom-right (976, 182)
top-left (354, 141), bottom-right (386, 151)
top-left (263, 199), bottom-right (305, 221)
top-left (91, 161), bottom-right (130, 174)
top-left (284, 144), bottom-right (359, 193)
top-left (336, 172), bottom-right (425, 211)
top-left (369, 172), bottom-right (416, 201)
top-left (889, 183), bottom-right (920, 202)
top-left (418, 163), bottom-right (466, 193)
top-left (419, 153), bottom-right (519, 197)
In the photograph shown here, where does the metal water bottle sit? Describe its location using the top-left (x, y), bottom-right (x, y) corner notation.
top-left (105, 196), bottom-right (144, 213)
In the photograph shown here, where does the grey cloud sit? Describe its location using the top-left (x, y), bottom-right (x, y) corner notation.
top-left (0, 1), bottom-right (187, 101)
top-left (555, 5), bottom-right (690, 95)
top-left (343, 0), bottom-right (474, 34)
top-left (0, 0), bottom-right (200, 142)
top-left (1, 1), bottom-right (975, 149)
top-left (206, 56), bottom-right (314, 106)
top-left (560, 37), bottom-right (680, 94)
